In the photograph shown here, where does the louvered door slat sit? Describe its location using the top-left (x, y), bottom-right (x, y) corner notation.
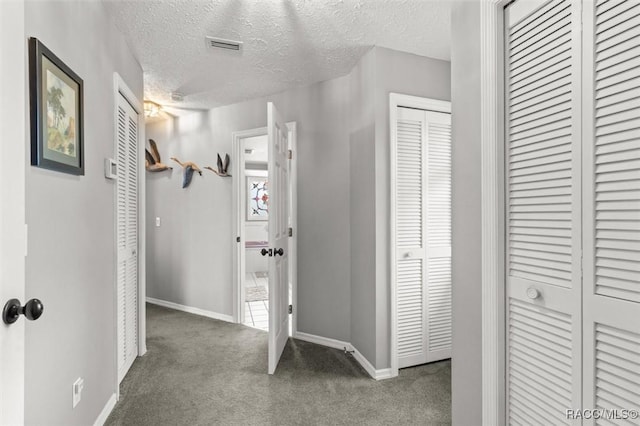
top-left (582, 2), bottom-right (640, 423)
top-left (505, 0), bottom-right (582, 422)
top-left (394, 104), bottom-right (451, 369)
top-left (116, 95), bottom-right (138, 383)
top-left (395, 108), bottom-right (426, 368)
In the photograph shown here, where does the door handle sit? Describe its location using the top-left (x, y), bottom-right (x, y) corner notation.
top-left (2, 298), bottom-right (44, 324)
top-left (274, 248), bottom-right (284, 256)
top-left (261, 248), bottom-right (273, 257)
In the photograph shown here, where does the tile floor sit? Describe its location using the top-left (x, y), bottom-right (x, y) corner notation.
top-left (244, 272), bottom-right (269, 331)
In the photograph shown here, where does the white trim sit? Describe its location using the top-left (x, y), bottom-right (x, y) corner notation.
top-left (293, 333), bottom-right (393, 381)
top-left (389, 93), bottom-right (452, 379)
top-left (351, 347), bottom-right (393, 381)
top-left (93, 393), bottom-right (117, 426)
top-left (146, 297), bottom-right (235, 323)
top-left (293, 332), bottom-right (351, 351)
top-left (287, 122), bottom-right (298, 337)
top-left (112, 73), bottom-right (146, 399)
top-left (480, 1), bottom-right (508, 425)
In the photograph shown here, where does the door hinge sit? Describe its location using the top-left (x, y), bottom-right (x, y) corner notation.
top-left (288, 227), bottom-right (293, 237)
top-left (288, 304), bottom-right (293, 314)
top-left (288, 150), bottom-right (293, 160)
top-left (236, 236), bottom-right (240, 243)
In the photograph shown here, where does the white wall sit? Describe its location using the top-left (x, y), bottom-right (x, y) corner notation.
top-left (24, 1), bottom-right (143, 425)
top-left (146, 74), bottom-right (352, 342)
top-left (451, 2), bottom-right (483, 424)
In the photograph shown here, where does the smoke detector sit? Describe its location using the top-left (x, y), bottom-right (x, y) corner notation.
top-left (205, 36), bottom-right (243, 52)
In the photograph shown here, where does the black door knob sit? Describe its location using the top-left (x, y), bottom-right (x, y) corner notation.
top-left (2, 298), bottom-right (44, 324)
top-left (274, 248), bottom-right (284, 256)
top-left (260, 248), bottom-right (272, 257)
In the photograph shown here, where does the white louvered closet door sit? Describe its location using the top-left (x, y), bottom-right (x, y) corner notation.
top-left (116, 94), bottom-right (139, 383)
top-left (582, 0), bottom-right (640, 420)
top-left (395, 106), bottom-right (452, 369)
top-left (505, 1), bottom-right (583, 424)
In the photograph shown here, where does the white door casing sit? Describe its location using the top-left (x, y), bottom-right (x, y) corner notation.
top-left (0, 1), bottom-right (26, 423)
top-left (116, 93), bottom-right (139, 383)
top-left (390, 95), bottom-right (452, 374)
top-left (267, 102), bottom-right (290, 375)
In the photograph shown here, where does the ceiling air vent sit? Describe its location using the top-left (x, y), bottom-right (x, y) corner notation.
top-left (205, 36), bottom-right (243, 52)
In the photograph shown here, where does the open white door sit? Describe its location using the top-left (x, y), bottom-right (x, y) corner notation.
top-left (0, 1), bottom-right (26, 422)
top-left (267, 102), bottom-right (290, 375)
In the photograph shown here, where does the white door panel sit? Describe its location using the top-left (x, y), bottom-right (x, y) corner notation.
top-left (505, 0), bottom-right (582, 423)
top-left (394, 106), bottom-right (452, 368)
top-left (582, 0), bottom-right (640, 423)
top-left (267, 102), bottom-right (290, 375)
top-left (116, 94), bottom-right (139, 383)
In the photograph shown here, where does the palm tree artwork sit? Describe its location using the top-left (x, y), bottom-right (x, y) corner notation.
top-left (45, 70), bottom-right (77, 157)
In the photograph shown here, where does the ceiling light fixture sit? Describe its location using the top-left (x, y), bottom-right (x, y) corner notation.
top-left (144, 100), bottom-right (161, 118)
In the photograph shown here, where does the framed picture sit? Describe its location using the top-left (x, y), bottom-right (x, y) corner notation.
top-left (29, 37), bottom-right (84, 175)
top-left (247, 175), bottom-right (269, 221)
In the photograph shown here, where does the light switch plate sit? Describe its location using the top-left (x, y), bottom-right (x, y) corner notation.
top-left (72, 377), bottom-right (84, 408)
top-left (156, 217), bottom-right (161, 227)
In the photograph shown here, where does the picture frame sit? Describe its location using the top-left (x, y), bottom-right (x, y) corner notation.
top-left (246, 174), bottom-right (269, 221)
top-left (29, 37), bottom-right (84, 175)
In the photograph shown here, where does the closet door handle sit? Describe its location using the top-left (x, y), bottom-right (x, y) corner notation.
top-left (2, 298), bottom-right (44, 324)
top-left (274, 248), bottom-right (284, 256)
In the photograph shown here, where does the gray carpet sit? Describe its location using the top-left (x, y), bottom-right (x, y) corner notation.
top-left (105, 304), bottom-right (451, 425)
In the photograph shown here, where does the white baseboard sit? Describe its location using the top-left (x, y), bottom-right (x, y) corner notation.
top-left (93, 393), bottom-right (117, 426)
top-left (294, 331), bottom-right (352, 351)
top-left (293, 332), bottom-right (394, 381)
top-left (146, 297), bottom-right (234, 323)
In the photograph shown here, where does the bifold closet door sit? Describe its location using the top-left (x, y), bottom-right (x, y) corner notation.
top-left (116, 94), bottom-right (139, 383)
top-left (505, 0), bottom-right (583, 423)
top-left (582, 0), bottom-right (640, 417)
top-left (395, 106), bottom-right (452, 369)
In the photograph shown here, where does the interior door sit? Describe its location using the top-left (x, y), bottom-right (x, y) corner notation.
top-left (505, 0), bottom-right (583, 423)
top-left (267, 102), bottom-right (290, 375)
top-left (116, 93), bottom-right (139, 383)
top-left (0, 0), bottom-right (27, 422)
top-left (582, 0), bottom-right (640, 418)
top-left (395, 106), bottom-right (452, 369)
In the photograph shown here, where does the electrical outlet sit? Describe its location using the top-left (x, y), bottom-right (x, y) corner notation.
top-left (72, 378), bottom-right (84, 408)
top-left (155, 217), bottom-right (161, 227)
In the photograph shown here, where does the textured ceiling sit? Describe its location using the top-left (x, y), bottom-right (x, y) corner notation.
top-left (104, 0), bottom-right (452, 110)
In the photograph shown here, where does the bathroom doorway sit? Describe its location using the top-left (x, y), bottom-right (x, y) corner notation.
top-left (243, 134), bottom-right (270, 330)
top-left (231, 121), bottom-right (297, 339)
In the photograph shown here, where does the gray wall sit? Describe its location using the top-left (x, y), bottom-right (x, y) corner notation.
top-left (24, 1), bottom-right (143, 425)
top-left (372, 47), bottom-right (451, 368)
top-left (451, 2), bottom-right (483, 424)
top-left (146, 47), bottom-right (452, 371)
top-left (348, 47), bottom-right (451, 368)
top-left (146, 75), bottom-right (352, 342)
top-left (349, 48), bottom-right (377, 364)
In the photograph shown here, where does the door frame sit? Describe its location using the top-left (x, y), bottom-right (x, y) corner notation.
top-left (389, 93), bottom-right (452, 378)
top-left (0, 1), bottom-right (26, 423)
top-left (112, 73), bottom-right (147, 396)
top-left (232, 122), bottom-right (297, 334)
top-left (479, 1), bottom-right (509, 424)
